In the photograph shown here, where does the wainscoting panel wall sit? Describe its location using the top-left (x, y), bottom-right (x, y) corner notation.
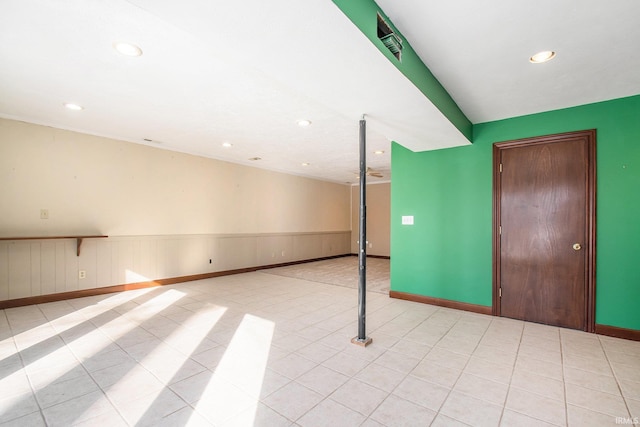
top-left (0, 231), bottom-right (351, 301)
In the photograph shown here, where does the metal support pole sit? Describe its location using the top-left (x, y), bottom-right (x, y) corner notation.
top-left (352, 115), bottom-right (372, 347)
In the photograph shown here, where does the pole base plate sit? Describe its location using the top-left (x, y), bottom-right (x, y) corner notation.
top-left (351, 336), bottom-right (373, 347)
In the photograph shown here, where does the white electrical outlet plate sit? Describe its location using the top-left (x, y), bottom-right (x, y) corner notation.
top-left (40, 209), bottom-right (49, 219)
top-left (78, 270), bottom-right (86, 279)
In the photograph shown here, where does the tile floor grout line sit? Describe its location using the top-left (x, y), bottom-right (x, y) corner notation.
top-left (558, 326), bottom-right (570, 427)
top-left (599, 333), bottom-right (634, 420)
top-left (514, 346), bottom-right (570, 426)
top-left (427, 314), bottom-right (501, 426)
top-left (508, 325), bottom-right (568, 427)
top-left (346, 357), bottom-right (414, 425)
top-left (495, 316), bottom-right (525, 427)
top-left (7, 305), bottom-right (48, 426)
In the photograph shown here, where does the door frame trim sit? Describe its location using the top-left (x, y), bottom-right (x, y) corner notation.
top-left (492, 129), bottom-right (597, 332)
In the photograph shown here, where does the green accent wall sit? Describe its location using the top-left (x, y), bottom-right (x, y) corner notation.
top-left (332, 0), bottom-right (472, 141)
top-left (391, 95), bottom-right (640, 331)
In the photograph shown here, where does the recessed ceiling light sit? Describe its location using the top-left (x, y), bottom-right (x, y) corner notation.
top-left (296, 119), bottom-right (312, 127)
top-left (222, 142), bottom-right (233, 148)
top-left (302, 162), bottom-right (310, 166)
top-left (63, 103), bottom-right (83, 111)
top-left (374, 150), bottom-right (385, 155)
top-left (529, 51), bottom-right (556, 64)
top-left (113, 41), bottom-right (143, 57)
top-left (248, 157), bottom-right (261, 161)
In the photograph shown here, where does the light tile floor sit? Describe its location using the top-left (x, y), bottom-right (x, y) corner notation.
top-left (1, 272), bottom-right (639, 426)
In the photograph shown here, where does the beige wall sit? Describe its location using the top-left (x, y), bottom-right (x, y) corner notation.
top-left (0, 119), bottom-right (349, 236)
top-left (0, 119), bottom-right (351, 299)
top-left (350, 182), bottom-right (390, 257)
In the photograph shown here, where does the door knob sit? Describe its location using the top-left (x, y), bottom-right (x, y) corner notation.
top-left (573, 243), bottom-right (582, 251)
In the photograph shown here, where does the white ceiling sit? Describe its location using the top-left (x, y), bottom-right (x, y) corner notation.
top-left (1, 0), bottom-right (639, 184)
top-left (377, 0), bottom-right (640, 124)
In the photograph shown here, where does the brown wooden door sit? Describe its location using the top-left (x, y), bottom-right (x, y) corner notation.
top-left (493, 130), bottom-right (596, 331)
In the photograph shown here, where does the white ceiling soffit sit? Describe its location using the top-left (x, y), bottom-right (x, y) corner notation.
top-left (0, 0), bottom-right (470, 185)
top-left (129, 0), bottom-right (471, 150)
top-left (376, 0), bottom-right (640, 124)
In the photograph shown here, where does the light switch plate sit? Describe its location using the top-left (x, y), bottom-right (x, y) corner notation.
top-left (401, 215), bottom-right (414, 225)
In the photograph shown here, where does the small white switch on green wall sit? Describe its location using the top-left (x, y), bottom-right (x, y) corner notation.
top-left (401, 215), bottom-right (414, 225)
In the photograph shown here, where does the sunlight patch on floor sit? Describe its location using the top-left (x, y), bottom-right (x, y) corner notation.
top-left (118, 303), bottom-right (227, 425)
top-left (192, 314), bottom-right (274, 425)
top-left (6, 288), bottom-right (186, 424)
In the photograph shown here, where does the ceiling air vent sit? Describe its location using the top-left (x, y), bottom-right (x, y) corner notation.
top-left (377, 13), bottom-right (402, 61)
